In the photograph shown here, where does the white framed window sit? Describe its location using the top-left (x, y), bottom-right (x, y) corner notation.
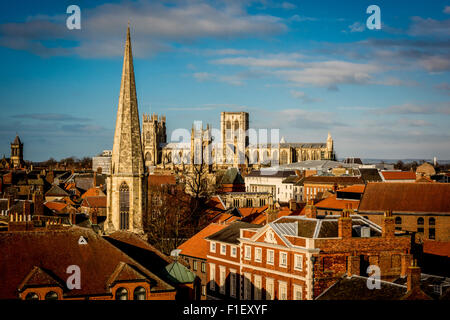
top-left (254, 275), bottom-right (262, 300)
top-left (210, 242), bottom-right (216, 253)
top-left (244, 245), bottom-right (251, 260)
top-left (220, 244), bottom-right (226, 255)
top-left (266, 278), bottom-right (274, 300)
top-left (294, 254), bottom-right (303, 271)
top-left (293, 284), bottom-right (303, 300)
top-left (279, 281), bottom-right (287, 300)
top-left (267, 249), bottom-right (274, 265)
top-left (201, 262), bottom-right (206, 273)
top-left (202, 285), bottom-right (206, 296)
top-left (193, 260), bottom-right (198, 271)
top-left (229, 269), bottom-right (236, 298)
top-left (279, 252), bottom-right (287, 268)
top-left (219, 266), bottom-right (226, 294)
top-left (209, 263), bottom-right (216, 290)
top-left (231, 246), bottom-right (237, 258)
top-left (255, 247), bottom-right (262, 262)
top-left (244, 273), bottom-right (251, 300)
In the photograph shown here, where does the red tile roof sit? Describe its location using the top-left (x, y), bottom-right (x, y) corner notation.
top-left (81, 187), bottom-right (105, 199)
top-left (381, 171), bottom-right (416, 180)
top-left (315, 195), bottom-right (359, 210)
top-left (44, 201), bottom-right (68, 213)
top-left (423, 240), bottom-right (450, 257)
top-left (0, 227), bottom-right (174, 299)
top-left (81, 196), bottom-right (107, 208)
top-left (148, 175), bottom-right (176, 186)
top-left (338, 185), bottom-right (366, 193)
top-left (359, 182), bottom-right (450, 213)
top-left (178, 223), bottom-right (227, 259)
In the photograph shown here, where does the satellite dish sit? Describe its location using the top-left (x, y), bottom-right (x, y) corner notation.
top-left (170, 249), bottom-right (181, 257)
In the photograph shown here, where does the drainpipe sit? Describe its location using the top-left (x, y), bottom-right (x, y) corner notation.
top-left (310, 256), bottom-right (317, 300)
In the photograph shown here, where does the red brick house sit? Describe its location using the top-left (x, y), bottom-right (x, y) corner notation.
top-left (205, 204), bottom-right (412, 300)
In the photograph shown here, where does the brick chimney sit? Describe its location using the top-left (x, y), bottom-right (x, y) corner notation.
top-left (407, 259), bottom-right (421, 292)
top-left (304, 200), bottom-right (317, 218)
top-left (23, 200), bottom-right (31, 216)
top-left (289, 199), bottom-right (297, 211)
top-left (93, 172), bottom-right (97, 187)
top-left (32, 192), bottom-right (44, 216)
top-left (382, 210), bottom-right (395, 238)
top-left (91, 208), bottom-right (98, 225)
top-left (338, 204), bottom-right (352, 238)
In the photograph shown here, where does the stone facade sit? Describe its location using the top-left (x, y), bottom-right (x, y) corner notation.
top-left (105, 26), bottom-right (146, 235)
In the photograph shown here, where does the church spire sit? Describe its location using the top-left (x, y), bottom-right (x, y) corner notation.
top-left (111, 24), bottom-right (144, 175)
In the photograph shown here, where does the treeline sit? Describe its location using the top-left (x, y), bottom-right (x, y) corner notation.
top-left (394, 160), bottom-right (450, 172)
top-left (33, 156), bottom-right (92, 169)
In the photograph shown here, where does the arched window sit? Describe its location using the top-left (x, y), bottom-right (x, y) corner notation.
top-left (133, 287), bottom-right (146, 300)
top-left (226, 121), bottom-right (232, 139)
top-left (145, 152), bottom-right (151, 162)
top-left (280, 151), bottom-right (288, 165)
top-left (45, 291), bottom-right (58, 300)
top-left (119, 182), bottom-right (130, 230)
top-left (25, 292), bottom-right (39, 300)
top-left (115, 287), bottom-right (128, 300)
top-left (145, 131), bottom-right (151, 143)
top-left (417, 217), bottom-right (424, 233)
top-left (429, 217), bottom-right (435, 226)
top-left (234, 120), bottom-right (239, 131)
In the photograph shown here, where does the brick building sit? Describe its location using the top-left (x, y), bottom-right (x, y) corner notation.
top-left (204, 205), bottom-right (412, 300)
top-left (303, 176), bottom-right (364, 201)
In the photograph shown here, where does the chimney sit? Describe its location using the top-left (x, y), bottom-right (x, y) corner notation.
top-left (70, 211), bottom-right (76, 225)
top-left (407, 259), bottom-right (421, 292)
top-left (305, 200), bottom-right (317, 219)
top-left (93, 172), bottom-right (97, 187)
top-left (338, 204), bottom-right (352, 238)
top-left (32, 192), bottom-right (44, 216)
top-left (382, 210), bottom-right (395, 238)
top-left (23, 201), bottom-right (31, 216)
top-left (289, 199), bottom-right (297, 211)
top-left (91, 208), bottom-right (98, 225)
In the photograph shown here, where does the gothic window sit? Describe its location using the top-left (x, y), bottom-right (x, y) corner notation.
top-left (234, 120), bottom-right (239, 131)
top-left (145, 152), bottom-right (151, 162)
top-left (167, 152), bottom-right (172, 163)
top-left (280, 151), bottom-right (288, 165)
top-left (226, 121), bottom-right (232, 139)
top-left (119, 182), bottom-right (130, 230)
top-left (429, 217), bottom-right (435, 226)
top-left (133, 287), bottom-right (146, 300)
top-left (115, 287), bottom-right (128, 300)
top-left (146, 131), bottom-right (151, 143)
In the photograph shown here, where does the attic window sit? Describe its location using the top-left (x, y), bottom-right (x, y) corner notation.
top-left (78, 236), bottom-right (88, 245)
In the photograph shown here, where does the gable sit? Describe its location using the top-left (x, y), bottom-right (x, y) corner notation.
top-left (254, 226), bottom-right (288, 247)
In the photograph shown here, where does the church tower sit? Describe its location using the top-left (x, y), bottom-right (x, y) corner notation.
top-left (142, 113), bottom-right (166, 168)
top-left (10, 135), bottom-right (24, 168)
top-left (105, 25), bottom-right (146, 235)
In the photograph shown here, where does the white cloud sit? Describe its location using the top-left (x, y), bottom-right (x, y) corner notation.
top-left (0, 1), bottom-right (287, 58)
top-left (408, 16), bottom-right (450, 38)
top-left (212, 56), bottom-right (305, 68)
top-left (290, 90), bottom-right (322, 103)
top-left (348, 22), bottom-right (365, 33)
top-left (444, 6), bottom-right (450, 14)
top-left (419, 55), bottom-right (450, 72)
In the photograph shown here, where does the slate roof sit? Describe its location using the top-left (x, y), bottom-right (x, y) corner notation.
top-left (357, 168), bottom-right (382, 183)
top-left (45, 185), bottom-right (69, 197)
top-left (315, 275), bottom-right (408, 300)
top-left (206, 221), bottom-right (262, 244)
top-left (221, 168), bottom-right (244, 185)
top-left (247, 170), bottom-right (296, 178)
top-left (0, 227), bottom-right (174, 299)
top-left (359, 182), bottom-right (450, 214)
top-left (269, 215), bottom-right (382, 240)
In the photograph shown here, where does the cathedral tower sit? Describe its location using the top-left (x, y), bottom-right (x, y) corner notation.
top-left (327, 132), bottom-right (335, 160)
top-left (142, 113), bottom-right (166, 168)
top-left (106, 25), bottom-right (146, 235)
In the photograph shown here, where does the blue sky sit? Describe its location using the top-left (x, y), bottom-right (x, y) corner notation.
top-left (0, 0), bottom-right (449, 161)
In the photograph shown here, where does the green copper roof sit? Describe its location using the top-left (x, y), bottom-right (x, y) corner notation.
top-left (164, 261), bottom-right (196, 284)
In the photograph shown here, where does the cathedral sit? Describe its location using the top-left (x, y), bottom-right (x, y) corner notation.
top-left (141, 111), bottom-right (336, 170)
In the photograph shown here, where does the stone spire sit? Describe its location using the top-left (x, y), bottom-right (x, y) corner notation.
top-left (111, 24), bottom-right (144, 175)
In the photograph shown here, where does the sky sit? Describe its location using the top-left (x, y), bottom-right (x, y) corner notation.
top-left (0, 0), bottom-right (449, 162)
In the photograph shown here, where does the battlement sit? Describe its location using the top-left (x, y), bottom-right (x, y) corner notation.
top-left (143, 113), bottom-right (166, 124)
